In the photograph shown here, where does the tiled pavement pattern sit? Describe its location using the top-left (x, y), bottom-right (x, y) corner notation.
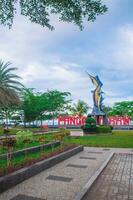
top-left (46, 175), bottom-right (73, 182)
top-left (83, 153), bottom-right (133, 200)
top-left (10, 194), bottom-right (45, 200)
top-left (0, 147), bottom-right (133, 200)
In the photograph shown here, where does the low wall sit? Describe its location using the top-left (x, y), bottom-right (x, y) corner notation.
top-left (0, 141), bottom-right (60, 160)
top-left (0, 145), bottom-right (83, 193)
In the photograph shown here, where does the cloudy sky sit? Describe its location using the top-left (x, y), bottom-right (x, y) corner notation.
top-left (0, 0), bottom-right (133, 107)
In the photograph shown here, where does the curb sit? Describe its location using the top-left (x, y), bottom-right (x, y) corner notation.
top-left (0, 145), bottom-right (83, 193)
top-left (72, 152), bottom-right (114, 200)
top-left (0, 141), bottom-right (60, 160)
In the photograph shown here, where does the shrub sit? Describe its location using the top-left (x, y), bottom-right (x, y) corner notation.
top-left (96, 125), bottom-right (112, 133)
top-left (16, 130), bottom-right (33, 144)
top-left (58, 128), bottom-right (71, 137)
top-left (82, 115), bottom-right (96, 134)
top-left (2, 138), bottom-right (16, 167)
top-left (2, 137), bottom-right (16, 148)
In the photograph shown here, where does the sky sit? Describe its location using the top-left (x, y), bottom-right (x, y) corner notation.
top-left (0, 0), bottom-right (133, 108)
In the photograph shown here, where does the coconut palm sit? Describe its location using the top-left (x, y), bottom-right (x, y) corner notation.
top-left (0, 60), bottom-right (23, 107)
top-left (70, 100), bottom-right (89, 117)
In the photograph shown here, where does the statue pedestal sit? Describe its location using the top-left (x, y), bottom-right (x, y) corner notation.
top-left (90, 114), bottom-right (108, 125)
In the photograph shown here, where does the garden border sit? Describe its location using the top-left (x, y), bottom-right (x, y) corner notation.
top-left (0, 141), bottom-right (60, 160)
top-left (0, 145), bottom-right (83, 193)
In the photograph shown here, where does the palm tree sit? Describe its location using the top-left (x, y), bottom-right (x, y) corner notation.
top-left (70, 100), bottom-right (89, 117)
top-left (0, 60), bottom-right (23, 108)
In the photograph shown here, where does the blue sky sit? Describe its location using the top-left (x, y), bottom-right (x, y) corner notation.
top-left (0, 0), bottom-right (133, 107)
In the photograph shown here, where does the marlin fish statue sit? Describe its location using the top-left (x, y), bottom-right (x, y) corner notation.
top-left (87, 73), bottom-right (104, 115)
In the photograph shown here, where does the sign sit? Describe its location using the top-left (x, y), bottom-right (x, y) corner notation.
top-left (57, 116), bottom-right (130, 126)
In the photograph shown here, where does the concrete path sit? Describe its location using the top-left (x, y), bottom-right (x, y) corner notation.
top-left (0, 147), bottom-right (133, 200)
top-left (70, 131), bottom-right (83, 136)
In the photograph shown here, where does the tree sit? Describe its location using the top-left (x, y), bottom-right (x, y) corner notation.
top-left (0, 0), bottom-right (107, 30)
top-left (102, 105), bottom-right (112, 116)
top-left (109, 101), bottom-right (133, 120)
top-left (0, 60), bottom-right (23, 108)
top-left (21, 89), bottom-right (71, 125)
top-left (70, 100), bottom-right (89, 117)
top-left (44, 90), bottom-right (71, 124)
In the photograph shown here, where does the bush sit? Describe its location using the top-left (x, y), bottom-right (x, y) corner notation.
top-left (16, 130), bottom-right (33, 144)
top-left (0, 127), bottom-right (21, 135)
top-left (96, 125), bottom-right (112, 133)
top-left (2, 137), bottom-right (16, 148)
top-left (59, 128), bottom-right (71, 137)
top-left (82, 115), bottom-right (96, 134)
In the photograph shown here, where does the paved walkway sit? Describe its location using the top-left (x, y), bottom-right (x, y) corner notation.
top-left (0, 147), bottom-right (133, 200)
top-left (83, 153), bottom-right (133, 200)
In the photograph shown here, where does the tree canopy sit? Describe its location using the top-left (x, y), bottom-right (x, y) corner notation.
top-left (21, 89), bottom-right (71, 123)
top-left (109, 101), bottom-right (133, 120)
top-left (0, 60), bottom-right (23, 108)
top-left (70, 99), bottom-right (89, 117)
top-left (0, 0), bottom-right (107, 29)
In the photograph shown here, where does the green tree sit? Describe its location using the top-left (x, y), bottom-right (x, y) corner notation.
top-left (44, 90), bottom-right (71, 124)
top-left (102, 105), bottom-right (112, 116)
top-left (109, 101), bottom-right (133, 120)
top-left (0, 0), bottom-right (107, 29)
top-left (21, 89), bottom-right (71, 125)
top-left (70, 100), bottom-right (89, 117)
top-left (0, 60), bottom-right (23, 108)
top-left (21, 89), bottom-right (43, 123)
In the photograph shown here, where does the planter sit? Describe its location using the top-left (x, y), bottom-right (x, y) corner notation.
top-left (0, 141), bottom-right (60, 160)
top-left (0, 145), bottom-right (83, 193)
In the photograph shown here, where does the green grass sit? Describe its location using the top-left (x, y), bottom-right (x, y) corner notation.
top-left (65, 130), bottom-right (133, 148)
top-left (0, 143), bottom-right (61, 173)
top-left (0, 127), bottom-right (56, 136)
top-left (0, 133), bottom-right (54, 155)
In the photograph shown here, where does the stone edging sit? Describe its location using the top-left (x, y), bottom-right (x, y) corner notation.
top-left (0, 141), bottom-right (60, 160)
top-left (0, 145), bottom-right (83, 193)
top-left (72, 152), bottom-right (114, 200)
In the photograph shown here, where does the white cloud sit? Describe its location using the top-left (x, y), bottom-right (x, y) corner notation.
top-left (0, 1), bottom-right (133, 108)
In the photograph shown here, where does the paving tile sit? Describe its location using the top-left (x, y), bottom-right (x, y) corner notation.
top-left (88, 151), bottom-right (103, 154)
top-left (66, 164), bottom-right (87, 168)
top-left (79, 156), bottom-right (96, 160)
top-left (83, 154), bottom-right (133, 200)
top-left (46, 175), bottom-right (73, 182)
top-left (10, 194), bottom-right (45, 200)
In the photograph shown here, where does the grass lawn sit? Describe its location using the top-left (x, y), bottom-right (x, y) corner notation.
top-left (0, 133), bottom-right (54, 155)
top-left (66, 130), bottom-right (133, 148)
top-left (0, 143), bottom-right (58, 170)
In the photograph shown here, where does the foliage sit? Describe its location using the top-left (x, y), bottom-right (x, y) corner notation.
top-left (109, 101), bottom-right (133, 120)
top-left (21, 89), bottom-right (71, 123)
top-left (16, 130), bottom-right (33, 144)
top-left (1, 137), bottom-right (16, 167)
top-left (70, 100), bottom-right (89, 117)
top-left (2, 137), bottom-right (16, 148)
top-left (0, 0), bottom-right (107, 30)
top-left (0, 60), bottom-right (23, 108)
top-left (82, 115), bottom-right (96, 133)
top-left (102, 105), bottom-right (112, 116)
top-left (52, 128), bottom-right (70, 144)
top-left (0, 144), bottom-right (73, 176)
top-left (96, 125), bottom-right (112, 133)
top-left (0, 107), bottom-right (22, 126)
top-left (38, 137), bottom-right (45, 144)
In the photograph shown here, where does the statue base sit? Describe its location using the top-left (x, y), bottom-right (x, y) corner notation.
top-left (89, 113), bottom-right (108, 125)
